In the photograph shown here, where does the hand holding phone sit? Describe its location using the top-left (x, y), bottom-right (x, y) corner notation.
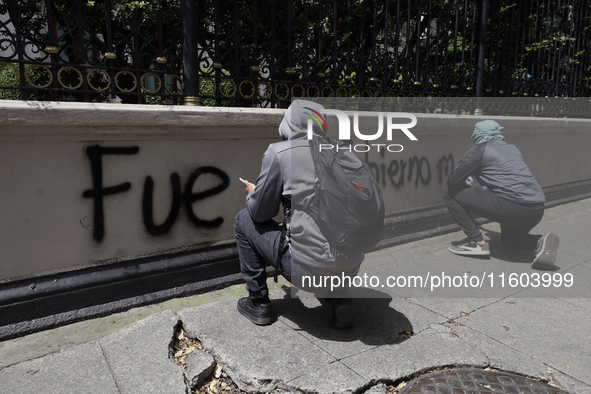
top-left (239, 177), bottom-right (255, 194)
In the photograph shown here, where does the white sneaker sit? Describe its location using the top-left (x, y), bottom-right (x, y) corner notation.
top-left (531, 233), bottom-right (559, 270)
top-left (448, 240), bottom-right (490, 256)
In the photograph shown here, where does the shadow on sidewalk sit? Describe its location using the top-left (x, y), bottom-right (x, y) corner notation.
top-left (272, 287), bottom-right (413, 346)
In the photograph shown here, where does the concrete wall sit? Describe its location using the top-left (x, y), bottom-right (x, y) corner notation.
top-left (359, 113), bottom-right (591, 214)
top-left (1, 100), bottom-right (590, 282)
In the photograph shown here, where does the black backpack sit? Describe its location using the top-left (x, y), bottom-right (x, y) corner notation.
top-left (303, 134), bottom-right (385, 255)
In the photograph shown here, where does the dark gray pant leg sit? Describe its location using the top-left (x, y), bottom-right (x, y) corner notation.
top-left (444, 185), bottom-right (488, 242)
top-left (444, 186), bottom-right (544, 250)
top-left (233, 208), bottom-right (291, 301)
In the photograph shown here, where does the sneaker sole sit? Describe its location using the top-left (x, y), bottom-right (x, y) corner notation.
top-left (532, 233), bottom-right (559, 270)
top-left (332, 305), bottom-right (355, 329)
top-left (448, 246), bottom-right (490, 256)
top-left (237, 302), bottom-right (272, 326)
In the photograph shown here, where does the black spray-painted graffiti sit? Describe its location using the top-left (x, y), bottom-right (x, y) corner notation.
top-left (83, 145), bottom-right (230, 242)
top-left (436, 154), bottom-right (455, 183)
top-left (365, 152), bottom-right (455, 189)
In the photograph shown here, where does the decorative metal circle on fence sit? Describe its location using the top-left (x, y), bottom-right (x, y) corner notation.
top-left (24, 65), bottom-right (52, 88)
top-left (57, 67), bottom-right (83, 90)
top-left (87, 69), bottom-right (111, 91)
top-left (141, 73), bottom-right (162, 94)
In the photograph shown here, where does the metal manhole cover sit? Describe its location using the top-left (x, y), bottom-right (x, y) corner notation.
top-left (399, 368), bottom-right (568, 394)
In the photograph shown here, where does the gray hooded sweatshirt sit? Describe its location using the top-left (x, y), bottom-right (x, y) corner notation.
top-left (246, 100), bottom-right (364, 269)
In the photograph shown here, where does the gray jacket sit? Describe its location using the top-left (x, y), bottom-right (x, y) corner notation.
top-left (246, 100), bottom-right (364, 268)
top-left (447, 139), bottom-right (545, 204)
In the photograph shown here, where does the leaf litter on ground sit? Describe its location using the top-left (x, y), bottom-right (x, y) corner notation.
top-left (172, 328), bottom-right (284, 394)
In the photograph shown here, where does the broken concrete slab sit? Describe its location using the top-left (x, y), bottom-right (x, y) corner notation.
top-left (99, 309), bottom-right (186, 394)
top-left (185, 349), bottom-right (216, 388)
top-left (0, 341), bottom-right (118, 394)
top-left (178, 299), bottom-right (336, 393)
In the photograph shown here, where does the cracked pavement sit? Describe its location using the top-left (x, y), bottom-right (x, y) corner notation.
top-left (1, 198), bottom-right (590, 394)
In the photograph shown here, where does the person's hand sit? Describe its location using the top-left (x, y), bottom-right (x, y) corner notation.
top-left (465, 179), bottom-right (473, 186)
top-left (243, 180), bottom-right (255, 194)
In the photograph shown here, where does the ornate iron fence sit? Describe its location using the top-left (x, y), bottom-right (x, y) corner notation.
top-left (1, 0), bottom-right (590, 111)
top-left (1, 0), bottom-right (184, 104)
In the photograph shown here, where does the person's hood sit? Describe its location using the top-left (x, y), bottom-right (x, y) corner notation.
top-left (279, 99), bottom-right (326, 141)
top-left (472, 120), bottom-right (505, 145)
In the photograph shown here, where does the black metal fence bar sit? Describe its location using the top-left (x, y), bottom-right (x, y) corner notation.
top-left (182, 0), bottom-right (199, 104)
top-left (1, 0), bottom-right (590, 112)
top-left (475, 0), bottom-right (488, 114)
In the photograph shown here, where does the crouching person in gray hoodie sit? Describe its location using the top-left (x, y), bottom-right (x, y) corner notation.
top-left (444, 120), bottom-right (559, 269)
top-left (234, 100), bottom-right (364, 328)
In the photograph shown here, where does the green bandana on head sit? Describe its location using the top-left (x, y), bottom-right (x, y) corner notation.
top-left (472, 120), bottom-right (505, 145)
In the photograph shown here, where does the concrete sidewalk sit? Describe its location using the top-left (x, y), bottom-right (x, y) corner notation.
top-left (1, 198), bottom-right (590, 394)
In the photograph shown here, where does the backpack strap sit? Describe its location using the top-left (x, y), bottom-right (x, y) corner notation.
top-left (274, 197), bottom-right (290, 282)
